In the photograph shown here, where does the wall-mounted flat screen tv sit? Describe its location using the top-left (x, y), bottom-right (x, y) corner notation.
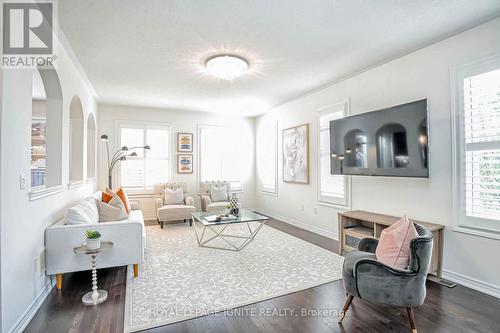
top-left (330, 99), bottom-right (428, 178)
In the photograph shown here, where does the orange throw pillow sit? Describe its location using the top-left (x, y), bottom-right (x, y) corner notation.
top-left (375, 215), bottom-right (418, 269)
top-left (102, 191), bottom-right (113, 203)
top-left (115, 188), bottom-right (131, 214)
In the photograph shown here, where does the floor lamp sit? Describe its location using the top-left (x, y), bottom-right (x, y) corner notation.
top-left (100, 134), bottom-right (151, 189)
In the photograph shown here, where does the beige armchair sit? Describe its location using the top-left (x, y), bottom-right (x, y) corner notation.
top-left (154, 182), bottom-right (195, 229)
top-left (199, 181), bottom-right (232, 212)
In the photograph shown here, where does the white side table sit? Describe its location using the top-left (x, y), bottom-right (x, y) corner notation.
top-left (74, 241), bottom-right (113, 305)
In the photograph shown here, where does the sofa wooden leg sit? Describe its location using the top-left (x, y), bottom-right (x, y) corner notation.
top-left (160, 221), bottom-right (164, 229)
top-left (189, 218), bottom-right (193, 227)
top-left (56, 273), bottom-right (62, 290)
top-left (133, 264), bottom-right (139, 277)
top-left (406, 307), bottom-right (417, 333)
top-left (338, 294), bottom-right (354, 324)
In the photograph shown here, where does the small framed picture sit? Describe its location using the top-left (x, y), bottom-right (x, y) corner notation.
top-left (177, 132), bottom-right (193, 152)
top-left (177, 154), bottom-right (193, 174)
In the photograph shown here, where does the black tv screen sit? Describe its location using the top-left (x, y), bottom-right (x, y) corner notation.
top-left (330, 99), bottom-right (429, 178)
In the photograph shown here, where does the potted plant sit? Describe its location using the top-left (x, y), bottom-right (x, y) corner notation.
top-left (85, 230), bottom-right (102, 250)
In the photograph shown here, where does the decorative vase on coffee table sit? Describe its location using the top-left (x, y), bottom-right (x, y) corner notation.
top-left (229, 193), bottom-right (240, 216)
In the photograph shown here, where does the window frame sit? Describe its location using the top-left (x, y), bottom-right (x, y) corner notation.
top-left (197, 124), bottom-right (243, 193)
top-left (115, 120), bottom-right (172, 192)
top-left (317, 101), bottom-right (351, 208)
top-left (451, 53), bottom-right (500, 239)
top-left (259, 120), bottom-right (278, 196)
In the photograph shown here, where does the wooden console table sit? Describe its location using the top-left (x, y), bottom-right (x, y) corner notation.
top-left (338, 210), bottom-right (444, 277)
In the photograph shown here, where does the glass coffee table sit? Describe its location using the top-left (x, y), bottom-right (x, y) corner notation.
top-left (191, 209), bottom-right (269, 251)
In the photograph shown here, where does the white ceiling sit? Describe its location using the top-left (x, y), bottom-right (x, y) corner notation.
top-left (59, 0), bottom-right (500, 116)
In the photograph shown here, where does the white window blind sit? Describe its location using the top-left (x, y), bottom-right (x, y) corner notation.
top-left (258, 121), bottom-right (277, 194)
top-left (318, 104), bottom-right (349, 206)
top-left (463, 68), bottom-right (500, 222)
top-left (198, 125), bottom-right (243, 191)
top-left (119, 123), bottom-right (170, 189)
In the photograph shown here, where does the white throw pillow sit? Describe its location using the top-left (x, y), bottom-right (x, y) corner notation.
top-left (65, 197), bottom-right (99, 225)
top-left (164, 187), bottom-right (184, 205)
top-left (96, 194), bottom-right (128, 222)
top-left (210, 185), bottom-right (228, 202)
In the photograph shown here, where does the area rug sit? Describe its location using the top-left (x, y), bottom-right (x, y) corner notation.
top-left (124, 222), bottom-right (344, 332)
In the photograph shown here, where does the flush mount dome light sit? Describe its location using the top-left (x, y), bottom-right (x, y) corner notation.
top-left (205, 54), bottom-right (249, 80)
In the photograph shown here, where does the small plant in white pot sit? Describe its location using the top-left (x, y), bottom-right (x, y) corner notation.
top-left (85, 230), bottom-right (102, 250)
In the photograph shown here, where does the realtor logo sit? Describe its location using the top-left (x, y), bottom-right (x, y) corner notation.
top-left (2, 1), bottom-right (56, 68)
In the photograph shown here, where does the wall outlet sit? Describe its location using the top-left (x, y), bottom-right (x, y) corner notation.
top-left (35, 250), bottom-right (46, 277)
top-left (38, 249), bottom-right (45, 276)
top-left (314, 207), bottom-right (318, 215)
top-left (19, 174), bottom-right (26, 189)
top-left (300, 205), bottom-right (304, 211)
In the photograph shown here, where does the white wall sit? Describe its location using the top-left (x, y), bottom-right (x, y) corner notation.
top-left (0, 35), bottom-right (98, 333)
top-left (97, 104), bottom-right (256, 220)
top-left (255, 18), bottom-right (500, 296)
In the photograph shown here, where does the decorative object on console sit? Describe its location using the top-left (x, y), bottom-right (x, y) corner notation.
top-left (99, 134), bottom-right (151, 189)
top-left (85, 230), bottom-right (102, 250)
top-left (177, 154), bottom-right (193, 173)
top-left (229, 193), bottom-right (240, 216)
top-left (177, 132), bottom-right (193, 152)
top-left (282, 124), bottom-right (309, 184)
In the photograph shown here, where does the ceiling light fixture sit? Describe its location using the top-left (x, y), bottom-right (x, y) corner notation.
top-left (205, 54), bottom-right (249, 80)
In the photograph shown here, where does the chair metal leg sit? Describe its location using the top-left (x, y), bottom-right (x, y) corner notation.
top-left (338, 294), bottom-right (354, 324)
top-left (406, 307), bottom-right (417, 333)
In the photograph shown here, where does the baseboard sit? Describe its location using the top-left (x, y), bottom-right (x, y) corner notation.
top-left (442, 269), bottom-right (500, 299)
top-left (9, 279), bottom-right (55, 333)
top-left (255, 209), bottom-right (338, 240)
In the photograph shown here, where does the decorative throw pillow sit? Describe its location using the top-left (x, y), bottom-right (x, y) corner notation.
top-left (66, 197), bottom-right (99, 225)
top-left (164, 187), bottom-right (184, 205)
top-left (210, 185), bottom-right (228, 202)
top-left (376, 215), bottom-right (419, 269)
top-left (115, 188), bottom-right (131, 213)
top-left (102, 191), bottom-right (113, 203)
top-left (96, 193), bottom-right (128, 222)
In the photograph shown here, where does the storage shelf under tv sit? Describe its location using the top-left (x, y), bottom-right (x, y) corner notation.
top-left (338, 210), bottom-right (444, 277)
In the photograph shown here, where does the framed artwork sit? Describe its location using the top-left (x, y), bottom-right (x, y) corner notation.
top-left (177, 132), bottom-right (193, 152)
top-left (177, 154), bottom-right (193, 174)
top-left (282, 124), bottom-right (309, 184)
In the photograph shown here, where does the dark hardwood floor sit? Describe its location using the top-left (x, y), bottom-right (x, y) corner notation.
top-left (26, 219), bottom-right (500, 333)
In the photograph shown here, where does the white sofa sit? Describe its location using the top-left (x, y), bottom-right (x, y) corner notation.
top-left (45, 192), bottom-right (145, 290)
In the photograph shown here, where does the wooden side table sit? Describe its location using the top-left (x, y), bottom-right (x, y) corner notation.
top-left (74, 241), bottom-right (113, 305)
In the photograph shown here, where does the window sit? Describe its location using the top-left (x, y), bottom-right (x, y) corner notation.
top-left (452, 55), bottom-right (500, 234)
top-left (69, 95), bottom-right (84, 183)
top-left (31, 66), bottom-right (63, 197)
top-left (258, 120), bottom-right (277, 195)
top-left (198, 125), bottom-right (243, 191)
top-left (87, 113), bottom-right (96, 179)
top-left (118, 122), bottom-right (171, 189)
top-left (318, 103), bottom-right (350, 206)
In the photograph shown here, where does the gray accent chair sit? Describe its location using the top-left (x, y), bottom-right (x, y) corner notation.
top-left (339, 223), bottom-right (433, 333)
top-left (199, 181), bottom-right (232, 212)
